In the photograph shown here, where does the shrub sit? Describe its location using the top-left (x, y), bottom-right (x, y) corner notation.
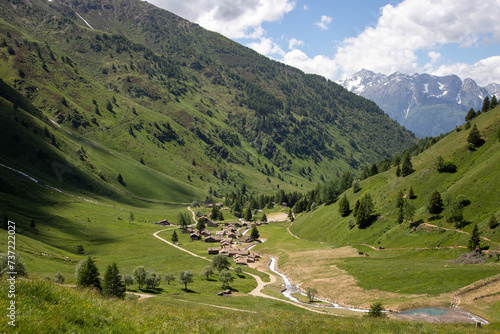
top-left (367, 302), bottom-right (386, 317)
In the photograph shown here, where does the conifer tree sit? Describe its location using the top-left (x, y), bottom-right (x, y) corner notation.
top-left (467, 224), bottom-right (481, 251)
top-left (171, 230), bottom-right (178, 243)
top-left (250, 226), bottom-right (260, 240)
top-left (465, 107), bottom-right (476, 121)
top-left (427, 190), bottom-right (444, 215)
top-left (243, 207), bottom-right (252, 221)
top-left (467, 124), bottom-right (482, 148)
top-left (195, 219), bottom-right (206, 232)
top-left (262, 213), bottom-right (268, 222)
top-left (338, 194), bottom-right (350, 217)
top-left (482, 96), bottom-right (490, 113)
top-left (408, 186), bottom-right (416, 199)
top-left (355, 194), bottom-right (374, 228)
top-left (489, 95), bottom-right (498, 110)
top-left (103, 262), bottom-right (126, 298)
top-left (401, 154), bottom-right (414, 177)
top-left (76, 256), bottom-right (101, 291)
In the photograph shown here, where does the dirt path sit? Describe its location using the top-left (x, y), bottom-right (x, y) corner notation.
top-left (153, 229), bottom-right (209, 261)
top-left (127, 291), bottom-right (156, 300)
top-left (287, 221), bottom-right (300, 240)
top-left (175, 298), bottom-right (258, 313)
top-left (423, 222), bottom-right (495, 243)
top-left (153, 226), bottom-right (334, 314)
top-left (187, 206), bottom-right (197, 224)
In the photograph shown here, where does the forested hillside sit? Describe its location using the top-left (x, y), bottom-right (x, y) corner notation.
top-left (0, 0), bottom-right (415, 207)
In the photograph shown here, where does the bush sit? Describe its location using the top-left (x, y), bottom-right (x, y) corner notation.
top-left (437, 161), bottom-right (457, 173)
top-left (55, 272), bottom-right (65, 284)
top-left (0, 253), bottom-right (28, 277)
top-left (367, 302), bottom-right (386, 317)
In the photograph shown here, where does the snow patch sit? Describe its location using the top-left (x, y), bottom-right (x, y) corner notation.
top-left (423, 83), bottom-right (428, 94)
top-left (75, 11), bottom-right (93, 30)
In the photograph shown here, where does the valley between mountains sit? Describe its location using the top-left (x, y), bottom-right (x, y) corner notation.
top-left (0, 0), bottom-right (499, 333)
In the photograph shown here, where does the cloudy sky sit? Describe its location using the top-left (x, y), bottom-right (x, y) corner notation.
top-left (146, 0), bottom-right (500, 85)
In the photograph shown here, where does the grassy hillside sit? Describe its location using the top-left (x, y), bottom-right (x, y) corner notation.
top-left (0, 0), bottom-right (416, 202)
top-left (285, 106), bottom-right (500, 320)
top-left (291, 106), bottom-right (500, 246)
top-left (2, 278), bottom-right (499, 333)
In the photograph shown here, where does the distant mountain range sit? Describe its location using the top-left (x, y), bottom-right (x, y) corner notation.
top-left (341, 69), bottom-right (500, 137)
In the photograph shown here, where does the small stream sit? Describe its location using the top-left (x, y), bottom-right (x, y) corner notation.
top-left (249, 240), bottom-right (491, 323)
top-left (268, 257), bottom-right (368, 312)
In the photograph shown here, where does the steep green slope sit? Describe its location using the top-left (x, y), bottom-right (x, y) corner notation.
top-left (291, 106), bottom-right (500, 248)
top-left (0, 0), bottom-right (416, 204)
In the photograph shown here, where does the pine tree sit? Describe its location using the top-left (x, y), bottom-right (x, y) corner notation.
top-left (243, 207), bottom-right (252, 221)
top-left (396, 206), bottom-right (404, 224)
top-left (355, 194), bottom-right (374, 228)
top-left (467, 124), bottom-right (482, 148)
top-left (395, 165), bottom-right (401, 177)
top-left (482, 96), bottom-right (490, 113)
top-left (489, 95), bottom-right (498, 110)
top-left (76, 257), bottom-right (101, 290)
top-left (250, 226), bottom-right (260, 240)
top-left (103, 262), bottom-right (126, 298)
top-left (262, 213), bottom-right (268, 222)
top-left (195, 219), bottom-right (206, 232)
top-left (467, 224), bottom-right (481, 251)
top-left (171, 230), bottom-right (178, 243)
top-left (288, 209), bottom-right (294, 222)
top-left (408, 186), bottom-right (416, 199)
top-left (117, 173), bottom-right (124, 185)
top-left (338, 194), bottom-right (350, 217)
top-left (401, 154), bottom-right (414, 177)
top-left (465, 108), bottom-right (476, 121)
top-left (427, 190), bottom-right (444, 215)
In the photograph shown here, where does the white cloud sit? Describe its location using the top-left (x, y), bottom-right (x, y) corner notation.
top-left (283, 49), bottom-right (338, 80)
top-left (288, 37), bottom-right (304, 49)
top-left (248, 37), bottom-right (286, 56)
top-left (315, 15), bottom-right (332, 31)
top-left (432, 56), bottom-right (500, 86)
top-left (147, 0), bottom-right (295, 39)
top-left (333, 0), bottom-right (500, 81)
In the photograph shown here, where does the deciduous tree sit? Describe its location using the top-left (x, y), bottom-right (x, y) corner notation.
top-left (133, 266), bottom-right (147, 289)
top-left (218, 269), bottom-right (233, 289)
top-left (178, 270), bottom-right (194, 290)
top-left (201, 265), bottom-right (214, 280)
top-left (211, 254), bottom-right (230, 273)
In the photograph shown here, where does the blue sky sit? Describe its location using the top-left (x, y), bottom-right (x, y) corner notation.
top-left (146, 0), bottom-right (500, 85)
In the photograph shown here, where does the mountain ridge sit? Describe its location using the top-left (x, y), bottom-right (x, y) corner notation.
top-left (341, 69), bottom-right (498, 137)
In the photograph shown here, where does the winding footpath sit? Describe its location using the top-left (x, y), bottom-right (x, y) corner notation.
top-left (152, 227), bottom-right (333, 314)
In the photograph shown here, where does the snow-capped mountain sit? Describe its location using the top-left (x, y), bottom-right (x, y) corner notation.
top-left (341, 69), bottom-right (497, 137)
